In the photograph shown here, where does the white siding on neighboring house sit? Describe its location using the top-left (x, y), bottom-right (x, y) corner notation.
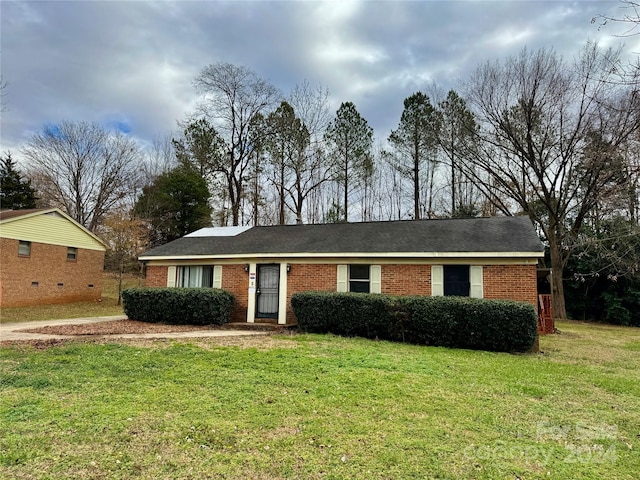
top-left (0, 211), bottom-right (105, 251)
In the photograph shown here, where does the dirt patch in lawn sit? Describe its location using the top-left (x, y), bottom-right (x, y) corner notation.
top-left (2, 333), bottom-right (299, 351)
top-left (3, 319), bottom-right (301, 351)
top-left (16, 320), bottom-right (223, 336)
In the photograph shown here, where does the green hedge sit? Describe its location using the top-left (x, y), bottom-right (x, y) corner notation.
top-left (292, 292), bottom-right (537, 353)
top-left (290, 291), bottom-right (393, 338)
top-left (122, 288), bottom-right (234, 326)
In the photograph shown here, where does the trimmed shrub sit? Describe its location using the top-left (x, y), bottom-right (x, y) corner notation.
top-left (292, 292), bottom-right (538, 353)
top-left (122, 287), bottom-right (234, 326)
top-left (291, 291), bottom-right (393, 339)
top-left (398, 296), bottom-right (538, 352)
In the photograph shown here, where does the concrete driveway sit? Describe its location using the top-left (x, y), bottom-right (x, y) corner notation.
top-left (0, 315), bottom-right (270, 342)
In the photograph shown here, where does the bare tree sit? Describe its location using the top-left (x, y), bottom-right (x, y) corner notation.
top-left (98, 208), bottom-right (148, 304)
top-left (23, 121), bottom-right (142, 231)
top-left (193, 62), bottom-right (281, 226)
top-left (592, 1), bottom-right (640, 85)
top-left (593, 0), bottom-right (640, 36)
top-left (287, 81), bottom-right (335, 224)
top-left (288, 80), bottom-right (332, 141)
top-left (0, 76), bottom-right (7, 112)
top-left (142, 134), bottom-right (176, 182)
top-left (463, 43), bottom-right (640, 319)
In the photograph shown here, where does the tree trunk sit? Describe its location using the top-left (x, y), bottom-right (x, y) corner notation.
top-left (117, 257), bottom-right (124, 306)
top-left (451, 167), bottom-right (455, 216)
top-left (343, 155), bottom-right (349, 222)
top-left (548, 235), bottom-right (568, 320)
top-left (414, 144), bottom-right (420, 220)
top-left (279, 162), bottom-right (286, 225)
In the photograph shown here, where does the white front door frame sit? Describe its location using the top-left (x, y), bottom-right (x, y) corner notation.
top-left (246, 262), bottom-right (288, 325)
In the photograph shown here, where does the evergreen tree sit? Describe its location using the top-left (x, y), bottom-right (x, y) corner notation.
top-left (0, 152), bottom-right (37, 209)
top-left (388, 92), bottom-right (439, 219)
top-left (436, 90), bottom-right (479, 217)
top-left (134, 165), bottom-right (212, 247)
top-left (266, 101), bottom-right (310, 224)
top-left (324, 102), bottom-right (374, 222)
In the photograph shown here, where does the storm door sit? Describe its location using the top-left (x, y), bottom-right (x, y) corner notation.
top-left (256, 264), bottom-right (280, 318)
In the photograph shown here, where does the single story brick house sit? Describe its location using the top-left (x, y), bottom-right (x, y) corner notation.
top-left (0, 208), bottom-right (107, 307)
top-left (139, 216), bottom-right (545, 325)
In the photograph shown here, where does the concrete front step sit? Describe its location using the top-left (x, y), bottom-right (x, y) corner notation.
top-left (222, 322), bottom-right (298, 331)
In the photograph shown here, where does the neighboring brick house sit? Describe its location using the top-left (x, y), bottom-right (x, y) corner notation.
top-left (139, 216), bottom-right (545, 325)
top-left (0, 208), bottom-right (107, 307)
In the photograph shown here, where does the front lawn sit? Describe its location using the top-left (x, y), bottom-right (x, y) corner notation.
top-left (1, 320), bottom-right (639, 479)
top-left (0, 274), bottom-right (143, 323)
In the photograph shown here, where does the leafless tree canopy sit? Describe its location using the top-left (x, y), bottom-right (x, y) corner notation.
top-left (463, 43), bottom-right (640, 318)
top-left (593, 0), bottom-right (640, 36)
top-left (193, 62), bottom-right (281, 226)
top-left (23, 121), bottom-right (142, 231)
top-left (0, 76), bottom-right (7, 112)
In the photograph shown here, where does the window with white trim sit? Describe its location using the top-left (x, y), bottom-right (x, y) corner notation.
top-left (177, 266), bottom-right (214, 287)
top-left (349, 265), bottom-right (370, 293)
top-left (444, 265), bottom-right (470, 296)
top-left (337, 265), bottom-right (382, 294)
top-left (432, 265), bottom-right (483, 298)
top-left (174, 265), bottom-right (222, 288)
top-left (67, 247), bottom-right (78, 261)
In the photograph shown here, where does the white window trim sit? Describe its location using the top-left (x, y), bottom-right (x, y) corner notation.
top-left (432, 265), bottom-right (484, 298)
top-left (337, 264), bottom-right (381, 293)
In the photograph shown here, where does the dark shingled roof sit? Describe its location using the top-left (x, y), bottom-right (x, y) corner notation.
top-left (0, 209), bottom-right (49, 222)
top-left (140, 216), bottom-right (543, 258)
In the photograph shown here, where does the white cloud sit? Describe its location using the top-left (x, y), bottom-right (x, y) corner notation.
top-left (1, 0), bottom-right (634, 163)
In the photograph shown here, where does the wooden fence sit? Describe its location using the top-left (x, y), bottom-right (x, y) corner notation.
top-left (537, 294), bottom-right (554, 334)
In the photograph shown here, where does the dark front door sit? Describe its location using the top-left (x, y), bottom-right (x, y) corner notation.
top-left (257, 264), bottom-right (279, 318)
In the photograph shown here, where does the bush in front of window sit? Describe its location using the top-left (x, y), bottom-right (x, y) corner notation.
top-left (122, 287), bottom-right (234, 325)
top-left (291, 291), bottom-right (394, 339)
top-left (292, 292), bottom-right (538, 353)
top-left (396, 296), bottom-right (537, 353)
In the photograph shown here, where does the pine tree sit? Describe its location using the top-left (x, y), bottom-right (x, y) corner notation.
top-left (388, 92), bottom-right (439, 220)
top-left (324, 102), bottom-right (374, 222)
top-left (0, 152), bottom-right (37, 209)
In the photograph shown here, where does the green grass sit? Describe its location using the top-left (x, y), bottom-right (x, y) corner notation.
top-left (0, 274), bottom-right (144, 323)
top-left (1, 320), bottom-right (639, 479)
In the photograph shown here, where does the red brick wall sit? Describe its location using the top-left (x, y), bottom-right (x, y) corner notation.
top-left (483, 264), bottom-right (538, 306)
top-left (145, 265), bottom-right (168, 287)
top-left (381, 264), bottom-right (432, 296)
top-left (285, 264), bottom-right (336, 321)
top-left (144, 262), bottom-right (538, 324)
top-left (222, 265), bottom-right (249, 322)
top-left (0, 238), bottom-right (104, 307)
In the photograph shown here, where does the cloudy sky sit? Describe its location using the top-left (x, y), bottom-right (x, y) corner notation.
top-left (1, 0), bottom-right (638, 162)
